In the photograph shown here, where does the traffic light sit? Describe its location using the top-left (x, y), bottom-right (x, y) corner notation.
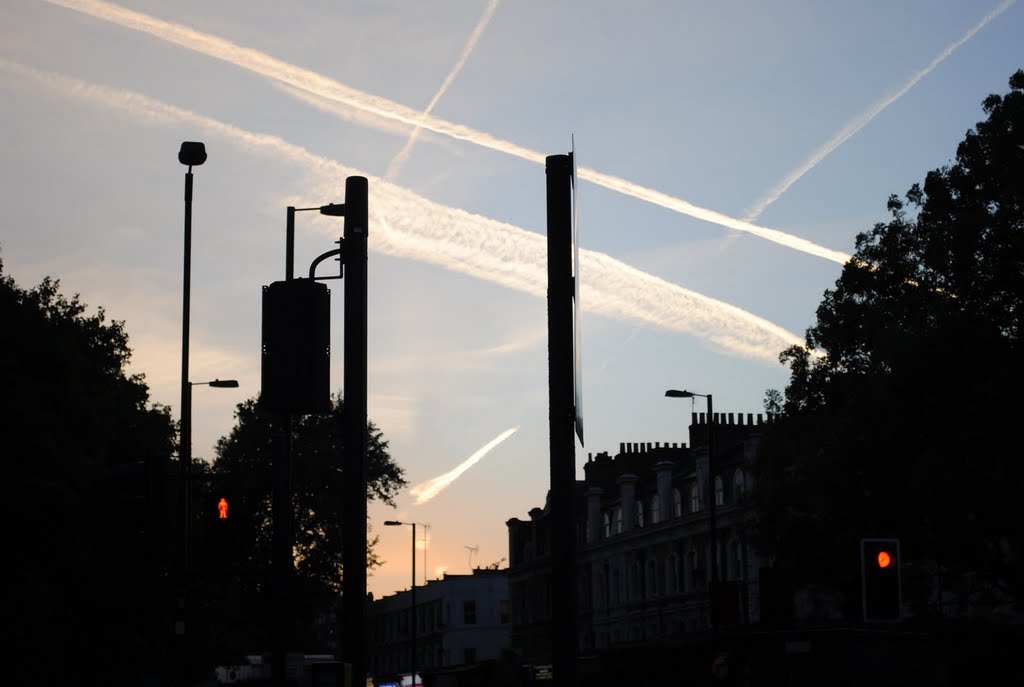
top-left (860, 537), bottom-right (902, 622)
top-left (261, 278), bottom-right (331, 414)
top-left (202, 478), bottom-right (247, 571)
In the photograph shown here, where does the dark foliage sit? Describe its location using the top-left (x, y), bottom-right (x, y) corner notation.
top-left (755, 71), bottom-right (1024, 619)
top-left (1, 258), bottom-right (176, 684)
top-left (190, 395), bottom-right (405, 656)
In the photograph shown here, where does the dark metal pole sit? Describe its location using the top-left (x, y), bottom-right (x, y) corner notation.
top-left (286, 207), bottom-right (295, 282)
top-left (411, 523), bottom-right (417, 687)
top-left (180, 169), bottom-right (193, 574)
top-left (546, 153), bottom-right (577, 687)
top-left (272, 414), bottom-right (293, 687)
top-left (178, 168), bottom-right (194, 687)
top-left (707, 394), bottom-right (719, 655)
top-left (341, 176), bottom-right (369, 683)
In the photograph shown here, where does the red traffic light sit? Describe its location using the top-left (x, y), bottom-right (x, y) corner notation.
top-left (218, 497), bottom-right (229, 519)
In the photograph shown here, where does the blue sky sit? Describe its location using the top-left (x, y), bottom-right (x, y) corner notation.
top-left (2, 0), bottom-right (1020, 599)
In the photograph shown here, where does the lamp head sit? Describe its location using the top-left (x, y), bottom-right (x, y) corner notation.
top-left (178, 141), bottom-right (207, 166)
top-left (208, 379), bottom-right (239, 388)
top-left (384, 520), bottom-right (404, 526)
top-left (319, 203), bottom-right (346, 216)
top-left (665, 389), bottom-right (695, 398)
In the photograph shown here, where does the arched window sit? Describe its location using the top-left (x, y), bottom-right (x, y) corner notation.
top-left (651, 493), bottom-right (661, 524)
top-left (614, 507), bottom-right (623, 534)
top-left (689, 483), bottom-right (701, 513)
top-left (714, 475), bottom-right (724, 506)
top-left (734, 468), bottom-right (747, 501)
top-left (672, 488), bottom-right (682, 518)
top-left (603, 511), bottom-right (612, 538)
top-left (635, 498), bottom-right (644, 528)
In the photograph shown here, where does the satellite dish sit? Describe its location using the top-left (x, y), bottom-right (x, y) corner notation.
top-left (571, 135), bottom-right (584, 446)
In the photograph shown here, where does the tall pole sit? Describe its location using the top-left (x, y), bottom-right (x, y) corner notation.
top-left (411, 523), bottom-right (417, 687)
top-left (180, 168), bottom-right (193, 577)
top-left (271, 413), bottom-right (293, 687)
top-left (341, 176), bottom-right (369, 683)
top-left (706, 394), bottom-right (718, 653)
top-left (546, 153), bottom-right (577, 687)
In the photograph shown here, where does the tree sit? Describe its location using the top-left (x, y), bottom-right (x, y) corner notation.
top-left (200, 395), bottom-right (405, 651)
top-left (755, 71), bottom-right (1024, 619)
top-left (0, 257), bottom-right (177, 684)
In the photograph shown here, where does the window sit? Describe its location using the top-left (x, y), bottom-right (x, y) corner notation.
top-left (666, 554), bottom-right (679, 594)
top-left (646, 559), bottom-right (659, 598)
top-left (729, 538), bottom-right (743, 580)
top-left (734, 468), bottom-right (747, 501)
top-left (651, 493), bottom-right (661, 524)
top-left (689, 483), bottom-right (701, 513)
top-left (462, 600), bottom-right (476, 625)
top-left (614, 506), bottom-right (623, 534)
top-left (463, 647), bottom-right (476, 664)
top-left (499, 599), bottom-right (510, 624)
top-left (673, 488), bottom-right (682, 518)
top-left (715, 476), bottom-right (724, 506)
top-left (603, 511), bottom-right (611, 538)
top-left (635, 498), bottom-right (644, 528)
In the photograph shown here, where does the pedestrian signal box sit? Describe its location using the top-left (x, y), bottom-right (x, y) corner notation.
top-left (860, 537), bottom-right (902, 622)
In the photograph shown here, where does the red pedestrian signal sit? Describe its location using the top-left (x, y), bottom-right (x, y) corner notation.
top-left (218, 497), bottom-right (229, 519)
top-left (860, 538), bottom-right (901, 622)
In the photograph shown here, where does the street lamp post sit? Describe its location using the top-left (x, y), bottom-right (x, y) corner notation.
top-left (385, 521), bottom-right (417, 687)
top-left (178, 141), bottom-right (207, 575)
top-left (665, 389), bottom-right (718, 650)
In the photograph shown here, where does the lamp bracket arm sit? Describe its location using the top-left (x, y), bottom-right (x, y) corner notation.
top-left (309, 239), bottom-right (345, 280)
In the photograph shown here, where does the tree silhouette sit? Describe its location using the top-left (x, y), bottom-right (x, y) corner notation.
top-left (756, 70), bottom-right (1024, 619)
top-left (193, 395), bottom-right (405, 653)
top-left (1, 257), bottom-right (176, 684)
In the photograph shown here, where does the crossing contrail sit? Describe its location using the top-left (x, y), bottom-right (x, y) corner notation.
top-left (743, 0), bottom-right (1017, 222)
top-left (1, 58), bottom-right (804, 362)
top-left (410, 427), bottom-right (519, 505)
top-left (386, 0), bottom-right (501, 180)
top-left (44, 0), bottom-right (849, 265)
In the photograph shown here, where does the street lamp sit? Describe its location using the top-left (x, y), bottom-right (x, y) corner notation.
top-left (665, 389), bottom-right (718, 649)
top-left (385, 520), bottom-right (417, 687)
top-left (178, 140), bottom-right (207, 576)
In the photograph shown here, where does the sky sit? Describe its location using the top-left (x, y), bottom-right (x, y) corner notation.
top-left (2, 0), bottom-right (1021, 600)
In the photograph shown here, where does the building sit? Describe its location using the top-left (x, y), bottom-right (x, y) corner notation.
top-left (506, 411), bottom-right (767, 676)
top-left (368, 568), bottom-right (511, 687)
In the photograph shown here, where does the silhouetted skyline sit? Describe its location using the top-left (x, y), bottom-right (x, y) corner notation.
top-left (1, 0), bottom-right (1021, 601)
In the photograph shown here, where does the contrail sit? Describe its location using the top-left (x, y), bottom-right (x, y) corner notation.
top-left (44, 0), bottom-right (849, 265)
top-left (743, 0), bottom-right (1017, 222)
top-left (386, 0), bottom-right (500, 180)
top-left (410, 427), bottom-right (519, 505)
top-left (1, 58), bottom-right (804, 362)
